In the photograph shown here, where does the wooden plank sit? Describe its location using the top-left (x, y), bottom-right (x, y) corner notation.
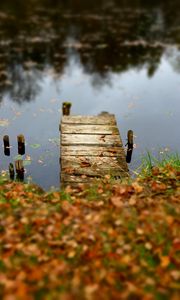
top-left (60, 113), bottom-right (129, 185)
top-left (61, 166), bottom-right (129, 177)
top-left (61, 156), bottom-right (129, 174)
top-left (61, 115), bottom-right (116, 125)
top-left (61, 134), bottom-right (122, 146)
top-left (61, 124), bottom-right (119, 135)
top-left (61, 145), bottom-right (124, 157)
top-left (61, 174), bottom-right (99, 183)
top-left (61, 174), bottom-right (124, 183)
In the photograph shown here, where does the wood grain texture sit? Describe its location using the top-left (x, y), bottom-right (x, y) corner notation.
top-left (61, 174), bottom-right (99, 183)
top-left (61, 174), bottom-right (124, 183)
top-left (61, 134), bottom-right (122, 146)
top-left (60, 114), bottom-right (128, 186)
top-left (61, 156), bottom-right (129, 174)
top-left (61, 124), bottom-right (119, 135)
top-left (62, 115), bottom-right (116, 125)
top-left (61, 166), bottom-right (129, 177)
top-left (61, 145), bottom-right (124, 157)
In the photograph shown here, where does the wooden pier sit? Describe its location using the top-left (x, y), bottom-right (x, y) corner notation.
top-left (60, 108), bottom-right (129, 187)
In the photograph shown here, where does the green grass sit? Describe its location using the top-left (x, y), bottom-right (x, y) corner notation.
top-left (136, 151), bottom-right (180, 178)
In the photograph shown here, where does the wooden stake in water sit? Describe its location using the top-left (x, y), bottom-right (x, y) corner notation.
top-left (15, 160), bottom-right (24, 181)
top-left (3, 135), bottom-right (10, 156)
top-left (17, 134), bottom-right (25, 155)
top-left (62, 102), bottom-right (72, 116)
top-left (126, 130), bottom-right (133, 163)
top-left (9, 163), bottom-right (15, 180)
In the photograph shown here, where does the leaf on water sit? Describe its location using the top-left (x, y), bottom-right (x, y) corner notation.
top-left (48, 138), bottom-right (60, 146)
top-left (1, 170), bottom-right (8, 177)
top-left (50, 98), bottom-right (57, 103)
top-left (128, 102), bottom-right (136, 109)
top-left (15, 111), bottom-right (21, 116)
top-left (0, 119), bottom-right (9, 127)
top-left (23, 160), bottom-right (32, 166)
top-left (30, 144), bottom-right (41, 149)
top-left (38, 160), bottom-right (44, 164)
top-left (13, 155), bottom-right (23, 161)
top-left (25, 155), bottom-right (31, 161)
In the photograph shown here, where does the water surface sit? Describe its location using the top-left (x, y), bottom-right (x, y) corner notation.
top-left (0, 0), bottom-right (180, 189)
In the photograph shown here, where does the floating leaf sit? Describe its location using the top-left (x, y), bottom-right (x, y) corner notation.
top-left (23, 160), bottom-right (32, 166)
top-left (38, 160), bottom-right (44, 164)
top-left (30, 144), bottom-right (41, 149)
top-left (13, 155), bottom-right (23, 161)
top-left (0, 119), bottom-right (9, 127)
top-left (48, 138), bottom-right (60, 146)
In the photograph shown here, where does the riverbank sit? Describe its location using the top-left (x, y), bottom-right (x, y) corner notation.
top-left (0, 157), bottom-right (179, 300)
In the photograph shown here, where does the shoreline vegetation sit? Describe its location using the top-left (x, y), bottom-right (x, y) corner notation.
top-left (0, 153), bottom-right (179, 299)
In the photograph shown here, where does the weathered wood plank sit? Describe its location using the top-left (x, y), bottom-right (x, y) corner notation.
top-left (61, 134), bottom-right (122, 146)
top-left (61, 124), bottom-right (119, 135)
top-left (61, 145), bottom-right (124, 157)
top-left (61, 166), bottom-right (129, 177)
top-left (61, 156), bottom-right (129, 174)
top-left (61, 174), bottom-right (99, 183)
top-left (61, 174), bottom-right (124, 183)
top-left (60, 112), bottom-right (129, 186)
top-left (62, 115), bottom-right (116, 125)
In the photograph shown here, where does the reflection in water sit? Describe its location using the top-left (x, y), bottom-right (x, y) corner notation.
top-left (0, 0), bottom-right (179, 189)
top-left (0, 0), bottom-right (180, 102)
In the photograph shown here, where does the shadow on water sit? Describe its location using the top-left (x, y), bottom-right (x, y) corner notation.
top-left (0, 0), bottom-right (180, 188)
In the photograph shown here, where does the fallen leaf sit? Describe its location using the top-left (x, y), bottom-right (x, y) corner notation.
top-left (160, 256), bottom-right (170, 268)
top-left (110, 196), bottom-right (123, 208)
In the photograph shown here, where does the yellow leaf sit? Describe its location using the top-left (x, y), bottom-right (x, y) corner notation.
top-left (68, 251), bottom-right (76, 258)
top-left (136, 228), bottom-right (144, 235)
top-left (160, 256), bottom-right (170, 268)
top-left (132, 182), bottom-right (143, 193)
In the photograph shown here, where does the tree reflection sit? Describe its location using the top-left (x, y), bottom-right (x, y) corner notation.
top-left (0, 0), bottom-right (179, 103)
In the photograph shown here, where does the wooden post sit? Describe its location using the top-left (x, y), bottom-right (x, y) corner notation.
top-left (17, 134), bottom-right (25, 155)
top-left (126, 130), bottom-right (133, 163)
top-left (15, 160), bottom-right (24, 181)
top-left (62, 102), bottom-right (72, 116)
top-left (3, 135), bottom-right (10, 156)
top-left (9, 163), bottom-right (15, 180)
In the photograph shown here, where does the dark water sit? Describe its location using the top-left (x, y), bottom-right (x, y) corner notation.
top-left (0, 0), bottom-right (180, 189)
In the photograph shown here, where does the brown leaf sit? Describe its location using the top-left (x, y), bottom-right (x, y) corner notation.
top-left (129, 196), bottom-right (137, 205)
top-left (132, 182), bottom-right (143, 193)
top-left (110, 196), bottom-right (123, 208)
top-left (151, 181), bottom-right (167, 192)
top-left (80, 161), bottom-right (91, 168)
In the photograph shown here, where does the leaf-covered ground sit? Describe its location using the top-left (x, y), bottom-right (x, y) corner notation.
top-left (0, 165), bottom-right (179, 300)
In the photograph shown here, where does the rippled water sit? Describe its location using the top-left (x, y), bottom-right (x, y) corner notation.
top-left (0, 0), bottom-right (180, 189)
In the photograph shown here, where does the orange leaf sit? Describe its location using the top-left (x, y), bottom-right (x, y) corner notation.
top-left (110, 196), bottom-right (123, 208)
top-left (160, 256), bottom-right (170, 268)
